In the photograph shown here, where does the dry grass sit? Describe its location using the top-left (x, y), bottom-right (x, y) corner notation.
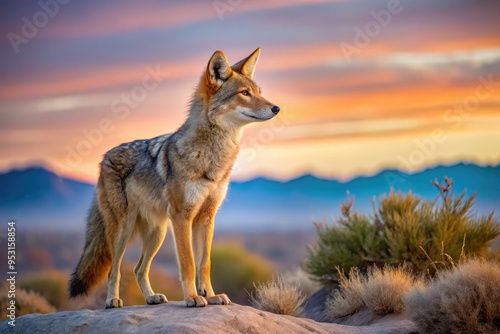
top-left (0, 286), bottom-right (56, 318)
top-left (326, 268), bottom-right (365, 318)
top-left (326, 265), bottom-right (418, 321)
top-left (404, 259), bottom-right (500, 334)
top-left (363, 265), bottom-right (418, 315)
top-left (250, 276), bottom-right (306, 317)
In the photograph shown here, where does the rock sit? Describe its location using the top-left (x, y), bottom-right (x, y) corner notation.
top-left (303, 286), bottom-right (335, 322)
top-left (0, 302), bottom-right (417, 334)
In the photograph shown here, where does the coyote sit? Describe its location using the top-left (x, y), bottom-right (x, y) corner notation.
top-left (69, 49), bottom-right (280, 308)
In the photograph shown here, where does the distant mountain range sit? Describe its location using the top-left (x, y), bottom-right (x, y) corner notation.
top-left (0, 163), bottom-right (498, 233)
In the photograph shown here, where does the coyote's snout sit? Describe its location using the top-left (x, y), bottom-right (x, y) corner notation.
top-left (69, 48), bottom-right (279, 308)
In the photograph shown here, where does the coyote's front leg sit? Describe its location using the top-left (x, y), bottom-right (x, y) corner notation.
top-left (193, 202), bottom-right (231, 305)
top-left (171, 219), bottom-right (207, 307)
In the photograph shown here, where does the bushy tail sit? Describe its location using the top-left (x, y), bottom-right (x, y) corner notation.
top-left (69, 199), bottom-right (112, 298)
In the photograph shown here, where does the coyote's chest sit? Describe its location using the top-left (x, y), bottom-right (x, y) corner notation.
top-left (173, 134), bottom-right (239, 183)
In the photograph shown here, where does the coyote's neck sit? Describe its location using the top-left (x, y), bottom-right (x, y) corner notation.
top-left (173, 99), bottom-right (242, 182)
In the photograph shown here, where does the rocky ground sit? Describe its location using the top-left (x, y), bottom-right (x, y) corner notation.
top-left (0, 301), bottom-right (418, 334)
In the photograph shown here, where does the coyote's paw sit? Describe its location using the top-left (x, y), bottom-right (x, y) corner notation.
top-left (105, 298), bottom-right (123, 309)
top-left (146, 293), bottom-right (168, 305)
top-left (206, 294), bottom-right (231, 305)
top-left (185, 295), bottom-right (207, 307)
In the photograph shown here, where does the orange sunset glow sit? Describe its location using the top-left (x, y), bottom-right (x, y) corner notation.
top-left (1, 0), bottom-right (499, 183)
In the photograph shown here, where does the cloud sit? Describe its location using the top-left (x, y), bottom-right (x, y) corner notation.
top-left (3, 93), bottom-right (118, 114)
top-left (376, 48), bottom-right (500, 70)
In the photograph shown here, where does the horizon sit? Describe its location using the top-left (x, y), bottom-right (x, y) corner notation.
top-left (3, 160), bottom-right (498, 185)
top-left (1, 1), bottom-right (499, 182)
top-left (3, 160), bottom-right (499, 232)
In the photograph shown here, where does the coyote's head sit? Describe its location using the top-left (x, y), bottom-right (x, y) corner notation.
top-left (198, 48), bottom-right (280, 127)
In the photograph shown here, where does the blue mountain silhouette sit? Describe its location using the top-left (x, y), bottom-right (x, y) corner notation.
top-left (0, 163), bottom-right (498, 232)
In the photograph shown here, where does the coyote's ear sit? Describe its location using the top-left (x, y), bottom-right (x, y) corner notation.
top-left (232, 48), bottom-right (261, 79)
top-left (206, 50), bottom-right (233, 89)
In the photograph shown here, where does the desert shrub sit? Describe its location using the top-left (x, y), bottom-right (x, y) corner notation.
top-left (0, 286), bottom-right (56, 318)
top-left (404, 259), bottom-right (500, 334)
top-left (20, 271), bottom-right (68, 309)
top-left (250, 276), bottom-right (305, 316)
top-left (304, 179), bottom-right (500, 285)
top-left (326, 265), bottom-right (417, 320)
top-left (211, 243), bottom-right (273, 304)
top-left (362, 265), bottom-right (417, 316)
top-left (304, 211), bottom-right (387, 284)
top-left (325, 267), bottom-right (365, 318)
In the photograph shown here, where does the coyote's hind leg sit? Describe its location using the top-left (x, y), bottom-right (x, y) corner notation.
top-left (105, 211), bottom-right (136, 308)
top-left (135, 218), bottom-right (168, 305)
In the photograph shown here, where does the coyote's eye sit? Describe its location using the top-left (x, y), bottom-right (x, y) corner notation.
top-left (240, 90), bottom-right (250, 96)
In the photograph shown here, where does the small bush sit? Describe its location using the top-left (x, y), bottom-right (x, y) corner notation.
top-left (326, 265), bottom-right (418, 321)
top-left (305, 212), bottom-right (386, 284)
top-left (250, 276), bottom-right (306, 317)
top-left (304, 179), bottom-right (500, 285)
top-left (326, 267), bottom-right (365, 318)
top-left (0, 286), bottom-right (56, 318)
top-left (362, 265), bottom-right (417, 316)
top-left (404, 259), bottom-right (500, 334)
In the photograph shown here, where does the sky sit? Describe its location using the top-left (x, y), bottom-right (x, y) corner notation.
top-left (0, 0), bottom-right (499, 183)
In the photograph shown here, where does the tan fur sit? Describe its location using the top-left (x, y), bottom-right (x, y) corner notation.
top-left (69, 48), bottom-right (280, 308)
